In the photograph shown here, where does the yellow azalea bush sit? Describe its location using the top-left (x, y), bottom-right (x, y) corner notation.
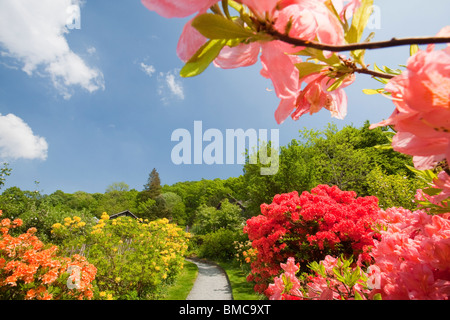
top-left (51, 213), bottom-right (189, 299)
top-left (0, 210), bottom-right (97, 300)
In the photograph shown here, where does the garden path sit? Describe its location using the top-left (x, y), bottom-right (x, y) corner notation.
top-left (185, 258), bottom-right (233, 300)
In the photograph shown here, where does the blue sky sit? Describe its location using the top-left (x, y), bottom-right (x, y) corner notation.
top-left (0, 0), bottom-right (449, 195)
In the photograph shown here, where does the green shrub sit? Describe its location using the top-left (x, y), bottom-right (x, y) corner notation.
top-left (199, 229), bottom-right (244, 262)
top-left (51, 214), bottom-right (189, 299)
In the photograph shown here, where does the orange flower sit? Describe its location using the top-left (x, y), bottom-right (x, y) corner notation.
top-left (25, 289), bottom-right (36, 300)
top-left (12, 219), bottom-right (23, 227)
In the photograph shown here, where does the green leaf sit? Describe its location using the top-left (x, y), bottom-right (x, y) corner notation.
top-left (191, 13), bottom-right (255, 40)
top-left (362, 88), bottom-right (383, 95)
top-left (373, 293), bottom-right (382, 300)
top-left (354, 291), bottom-right (364, 300)
top-left (346, 0), bottom-right (374, 44)
top-left (405, 165), bottom-right (437, 183)
top-left (410, 44), bottom-right (419, 56)
top-left (383, 65), bottom-right (402, 75)
top-left (373, 143), bottom-right (393, 150)
top-left (180, 39), bottom-right (228, 78)
top-left (327, 75), bottom-right (346, 92)
top-left (422, 187), bottom-right (442, 197)
top-left (333, 268), bottom-right (345, 283)
top-left (346, 0), bottom-right (373, 65)
top-left (295, 62), bottom-right (326, 79)
top-left (295, 47), bottom-right (341, 66)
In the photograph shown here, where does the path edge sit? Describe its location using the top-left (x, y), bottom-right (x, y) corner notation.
top-left (185, 257), bottom-right (234, 300)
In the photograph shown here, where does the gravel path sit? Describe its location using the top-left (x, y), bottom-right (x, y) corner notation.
top-left (186, 258), bottom-right (233, 300)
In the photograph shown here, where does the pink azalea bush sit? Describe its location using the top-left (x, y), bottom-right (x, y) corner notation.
top-left (370, 207), bottom-right (450, 300)
top-left (266, 207), bottom-right (450, 300)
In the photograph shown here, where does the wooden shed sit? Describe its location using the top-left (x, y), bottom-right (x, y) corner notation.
top-left (109, 210), bottom-right (140, 220)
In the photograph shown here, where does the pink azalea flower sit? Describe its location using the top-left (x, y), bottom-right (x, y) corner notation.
top-left (268, 276), bottom-right (285, 300)
top-left (287, 71), bottom-right (354, 123)
top-left (213, 42), bottom-right (260, 69)
top-left (280, 257), bottom-right (299, 275)
top-left (238, 0), bottom-right (280, 15)
top-left (274, 0), bottom-right (345, 46)
top-left (331, 0), bottom-right (362, 20)
top-left (366, 265), bottom-right (381, 290)
top-left (371, 27), bottom-right (450, 170)
top-left (432, 171), bottom-right (450, 203)
top-left (141, 0), bottom-right (217, 18)
top-left (176, 15), bottom-right (208, 62)
top-left (371, 207), bottom-right (450, 300)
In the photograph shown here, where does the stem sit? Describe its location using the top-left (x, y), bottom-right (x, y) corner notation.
top-left (354, 68), bottom-right (394, 79)
top-left (269, 29), bottom-right (450, 53)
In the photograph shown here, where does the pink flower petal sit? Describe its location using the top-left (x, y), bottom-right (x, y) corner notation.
top-left (260, 42), bottom-right (299, 99)
top-left (176, 17), bottom-right (207, 62)
top-left (213, 42), bottom-right (260, 69)
top-left (141, 0), bottom-right (217, 18)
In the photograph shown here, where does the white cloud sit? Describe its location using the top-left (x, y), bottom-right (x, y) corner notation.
top-left (165, 72), bottom-right (185, 100)
top-left (86, 46), bottom-right (97, 55)
top-left (0, 114), bottom-right (48, 161)
top-left (0, 0), bottom-right (104, 99)
top-left (140, 62), bottom-right (156, 77)
top-left (157, 69), bottom-right (185, 104)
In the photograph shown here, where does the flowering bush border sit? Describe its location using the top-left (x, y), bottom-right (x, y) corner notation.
top-left (0, 210), bottom-right (97, 300)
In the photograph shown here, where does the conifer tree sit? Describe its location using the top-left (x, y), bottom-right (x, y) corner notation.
top-left (142, 168), bottom-right (161, 200)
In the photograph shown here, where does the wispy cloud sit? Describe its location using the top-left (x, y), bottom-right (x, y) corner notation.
top-left (0, 0), bottom-right (104, 99)
top-left (0, 114), bottom-right (48, 161)
top-left (157, 69), bottom-right (185, 104)
top-left (140, 62), bottom-right (156, 77)
top-left (138, 59), bottom-right (184, 104)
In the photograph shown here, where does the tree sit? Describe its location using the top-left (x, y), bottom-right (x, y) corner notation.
top-left (192, 199), bottom-right (244, 235)
top-left (0, 163), bottom-right (12, 191)
top-left (140, 168), bottom-right (162, 202)
top-left (105, 182), bottom-right (130, 193)
top-left (241, 123), bottom-right (418, 216)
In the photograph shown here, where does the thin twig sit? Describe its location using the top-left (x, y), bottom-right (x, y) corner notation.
top-left (353, 68), bottom-right (395, 79)
top-left (269, 29), bottom-right (450, 52)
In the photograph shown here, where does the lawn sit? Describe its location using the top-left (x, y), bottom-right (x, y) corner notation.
top-left (216, 261), bottom-right (265, 300)
top-left (162, 258), bottom-right (264, 300)
top-left (161, 259), bottom-right (198, 300)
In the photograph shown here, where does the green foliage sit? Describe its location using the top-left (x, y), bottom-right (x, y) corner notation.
top-left (142, 192), bottom-right (186, 224)
top-left (193, 199), bottom-right (244, 235)
top-left (94, 189), bottom-right (139, 216)
top-left (51, 215), bottom-right (189, 299)
top-left (161, 260), bottom-right (198, 300)
top-left (198, 229), bottom-right (245, 262)
top-left (0, 163), bottom-right (12, 191)
top-left (180, 39), bottom-right (229, 78)
top-left (105, 182), bottom-right (130, 193)
top-left (241, 122), bottom-right (416, 216)
top-left (366, 166), bottom-right (426, 210)
top-left (191, 13), bottom-right (256, 40)
top-left (140, 168), bottom-right (162, 202)
top-left (163, 178), bottom-right (236, 225)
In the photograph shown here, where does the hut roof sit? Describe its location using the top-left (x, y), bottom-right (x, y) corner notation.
top-left (109, 210), bottom-right (139, 220)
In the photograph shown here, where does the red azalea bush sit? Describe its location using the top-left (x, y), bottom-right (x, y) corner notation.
top-left (244, 184), bottom-right (381, 295)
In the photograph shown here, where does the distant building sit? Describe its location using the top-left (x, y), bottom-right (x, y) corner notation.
top-left (109, 210), bottom-right (140, 220)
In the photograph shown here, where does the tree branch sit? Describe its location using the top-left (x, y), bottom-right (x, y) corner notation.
top-left (353, 68), bottom-right (395, 79)
top-left (269, 29), bottom-right (450, 52)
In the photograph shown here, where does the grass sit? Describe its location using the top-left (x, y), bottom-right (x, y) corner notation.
top-left (161, 258), bottom-right (264, 300)
top-left (161, 259), bottom-right (198, 300)
top-left (215, 261), bottom-right (265, 300)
